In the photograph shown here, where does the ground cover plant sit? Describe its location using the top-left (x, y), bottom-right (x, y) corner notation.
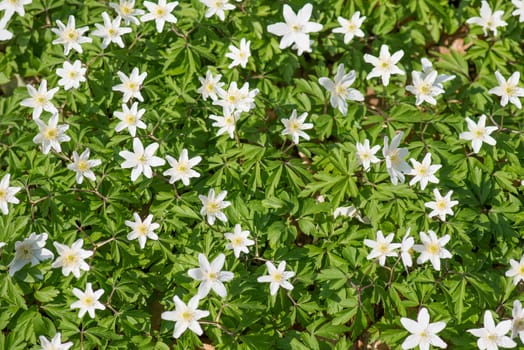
top-left (1, 0), bottom-right (524, 349)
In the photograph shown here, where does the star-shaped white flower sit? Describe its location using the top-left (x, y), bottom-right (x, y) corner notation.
top-left (400, 307), bottom-right (447, 350)
top-left (39, 333), bottom-right (73, 350)
top-left (161, 295), bottom-right (209, 338)
top-left (197, 70), bottom-right (225, 101)
top-left (109, 0), bottom-right (144, 25)
top-left (112, 67), bottom-right (147, 103)
top-left (257, 261), bottom-right (295, 296)
top-left (266, 3), bottom-right (323, 56)
top-left (0, 173), bottom-right (21, 215)
top-left (420, 58), bottom-right (455, 90)
top-left (400, 228), bottom-right (414, 268)
top-left (224, 224), bottom-right (254, 258)
top-left (70, 282), bottom-right (106, 319)
top-left (214, 81), bottom-right (258, 113)
top-left (364, 230), bottom-right (401, 266)
top-left (51, 239), bottom-right (93, 278)
top-left (318, 63), bottom-right (364, 115)
top-left (332, 12), bottom-right (365, 44)
top-left (67, 148), bottom-right (102, 184)
top-left (413, 230), bottom-right (452, 271)
top-left (513, 0), bottom-right (524, 22)
top-left (198, 189), bottom-right (231, 225)
top-left (114, 102), bottom-right (147, 137)
top-left (424, 189), bottom-right (458, 222)
top-left (9, 232), bottom-right (54, 276)
top-left (0, 0), bottom-right (32, 21)
top-left (468, 310), bottom-right (516, 350)
top-left (408, 153), bottom-right (441, 190)
top-left (466, 0), bottom-right (507, 36)
top-left (125, 213), bottom-right (160, 249)
top-left (20, 79), bottom-right (59, 119)
top-left (511, 300), bottom-right (524, 343)
top-left (163, 148), bottom-right (201, 186)
top-left (200, 0), bottom-right (235, 21)
top-left (33, 113), bottom-right (71, 154)
top-left (92, 12), bottom-right (132, 49)
top-left (364, 44), bottom-right (405, 86)
top-left (459, 114), bottom-right (497, 153)
top-left (383, 131), bottom-right (411, 185)
top-left (51, 15), bottom-right (93, 55)
top-left (188, 253), bottom-right (234, 298)
top-left (141, 0), bottom-right (178, 32)
top-left (226, 38), bottom-right (251, 69)
top-left (281, 109), bottom-right (313, 145)
top-left (406, 70), bottom-right (445, 106)
top-left (488, 71), bottom-right (524, 109)
top-left (506, 255), bottom-right (524, 285)
top-left (56, 60), bottom-right (87, 91)
top-left (356, 139), bottom-right (380, 172)
top-left (119, 138), bottom-right (166, 182)
top-left (210, 108), bottom-right (240, 139)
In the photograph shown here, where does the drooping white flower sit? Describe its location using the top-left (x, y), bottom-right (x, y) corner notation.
top-left (0, 173), bottom-right (21, 215)
top-left (382, 131), bottom-right (411, 185)
top-left (332, 12), bottom-right (365, 44)
top-left (9, 232), bottom-right (54, 276)
top-left (406, 70), bottom-right (445, 106)
top-left (226, 38), bottom-right (251, 69)
top-left (92, 12), bottom-right (132, 49)
top-left (513, 0), bottom-right (524, 22)
top-left (188, 253), bottom-right (234, 298)
top-left (506, 255), bottom-right (524, 285)
top-left (161, 295), bottom-right (209, 338)
top-left (119, 138), bottom-right (166, 182)
top-left (214, 81), bottom-right (258, 113)
top-left (112, 67), bottom-right (147, 103)
top-left (318, 63), bottom-right (364, 115)
top-left (39, 333), bottom-right (73, 350)
top-left (51, 15), bottom-right (92, 55)
top-left (281, 109), bottom-right (313, 145)
top-left (400, 307), bottom-right (447, 349)
top-left (413, 230), bottom-right (452, 271)
top-left (70, 282), bottom-right (106, 319)
top-left (355, 139), bottom-right (380, 171)
top-left (511, 300), bottom-right (524, 343)
top-left (459, 114), bottom-right (497, 153)
top-left (20, 79), bottom-right (59, 119)
top-left (113, 102), bottom-right (147, 137)
top-left (488, 71), bottom-right (524, 109)
top-left (67, 148), bottom-right (101, 184)
top-left (0, 0), bottom-right (32, 21)
top-left (0, 16), bottom-right (13, 41)
top-left (400, 228), bottom-right (414, 268)
top-left (209, 108), bottom-right (240, 139)
top-left (408, 153), bottom-right (441, 190)
top-left (468, 310), bottom-right (516, 350)
top-left (257, 261), bottom-right (295, 296)
top-left (197, 70), bottom-right (225, 101)
top-left (364, 44), bottom-right (405, 86)
top-left (141, 0), bottom-right (178, 33)
top-left (364, 230), bottom-right (401, 266)
top-left (198, 189), bottom-right (231, 225)
top-left (163, 148), bottom-right (201, 186)
top-left (224, 224), bottom-right (254, 258)
top-left (51, 239), bottom-right (93, 278)
top-left (466, 0), bottom-right (507, 36)
top-left (56, 60), bottom-right (87, 91)
top-left (199, 0), bottom-right (235, 21)
top-left (266, 3), bottom-right (323, 56)
top-left (125, 213), bottom-right (160, 249)
top-left (109, 0), bottom-right (144, 25)
top-left (33, 113), bottom-right (71, 154)
top-left (424, 189), bottom-right (458, 222)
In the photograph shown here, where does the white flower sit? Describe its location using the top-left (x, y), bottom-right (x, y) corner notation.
top-left (112, 67), bottom-right (147, 103)
top-left (400, 228), bottom-right (414, 268)
top-left (114, 102), bottom-right (147, 137)
top-left (163, 149), bottom-right (201, 186)
top-left (224, 224), bottom-right (254, 258)
top-left (109, 0), bottom-right (144, 25)
top-left (39, 333), bottom-right (73, 350)
top-left (70, 282), bottom-right (106, 319)
top-left (468, 310), bottom-right (516, 349)
top-left (257, 261), bottom-right (295, 296)
top-left (161, 295), bottom-right (209, 338)
top-left (198, 189), bottom-right (231, 225)
top-left (188, 253), bottom-right (234, 298)
top-left (364, 44), bottom-right (405, 86)
top-left (364, 230), bottom-right (401, 266)
top-left (226, 38), bottom-right (251, 69)
top-left (382, 131), bottom-right (411, 185)
top-left (51, 239), bottom-right (93, 278)
top-left (408, 153), bottom-right (441, 190)
top-left (125, 213), bottom-right (160, 249)
top-left (210, 108), bottom-right (240, 139)
top-left (406, 70), bottom-right (445, 106)
top-left (425, 189), bottom-right (458, 222)
top-left (505, 255), bottom-right (524, 285)
top-left (67, 148), bottom-right (101, 184)
top-left (0, 0), bottom-right (31, 21)
top-left (20, 79), bottom-right (59, 119)
top-left (511, 300), bottom-right (524, 343)
top-left (355, 139), bottom-right (380, 171)
top-left (400, 307), bottom-right (447, 349)
top-left (200, 0), bottom-right (235, 21)
top-left (488, 71), bottom-right (524, 109)
top-left (141, 0), bottom-right (178, 32)
top-left (466, 1), bottom-right (507, 36)
top-left (459, 114), bottom-right (497, 154)
top-left (92, 12), bottom-right (131, 49)
top-left (413, 230), bottom-right (452, 271)
top-left (281, 109), bottom-right (313, 145)
top-left (51, 15), bottom-right (92, 55)
top-left (266, 3), bottom-right (323, 56)
top-left (119, 138), bottom-right (166, 182)
top-left (0, 16), bottom-right (13, 41)
top-left (9, 232), bottom-right (54, 276)
top-left (197, 70), bottom-right (225, 101)
top-left (332, 12), bottom-right (365, 44)
top-left (56, 60), bottom-right (87, 90)
top-left (0, 173), bottom-right (21, 215)
top-left (420, 58), bottom-right (455, 89)
top-left (33, 113), bottom-right (71, 154)
top-left (513, 0), bottom-right (524, 22)
top-left (214, 81), bottom-right (258, 113)
top-left (318, 63), bottom-right (364, 115)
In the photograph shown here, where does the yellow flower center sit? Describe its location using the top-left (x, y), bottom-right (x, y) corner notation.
top-left (36, 94), bottom-right (47, 105)
top-left (125, 114), bottom-right (136, 124)
top-left (177, 162), bottom-right (188, 173)
top-left (436, 199), bottom-right (447, 210)
top-left (0, 189), bottom-right (6, 200)
top-left (126, 82), bottom-right (137, 90)
top-left (232, 237), bottom-right (243, 247)
top-left (289, 120), bottom-right (300, 132)
top-left (44, 127), bottom-right (58, 140)
top-left (182, 310), bottom-right (194, 321)
top-left (121, 5), bottom-right (132, 15)
top-left (416, 165), bottom-right (428, 176)
top-left (378, 242), bottom-right (389, 254)
top-left (156, 7), bottom-right (166, 17)
top-left (420, 83), bottom-right (431, 95)
top-left (519, 265), bottom-right (524, 275)
top-left (206, 201), bottom-right (220, 214)
top-left (348, 23), bottom-right (356, 32)
top-left (137, 223), bottom-right (148, 236)
top-left (77, 160), bottom-right (89, 172)
top-left (505, 85), bottom-right (515, 96)
top-left (207, 271), bottom-right (218, 280)
top-left (83, 296), bottom-right (94, 306)
top-left (291, 24), bottom-right (301, 32)
top-left (108, 28), bottom-right (116, 36)
top-left (206, 83), bottom-right (215, 92)
top-left (427, 243), bottom-right (440, 255)
top-left (137, 154), bottom-right (147, 164)
top-left (272, 271), bottom-right (283, 283)
top-left (63, 252), bottom-right (78, 266)
top-left (474, 129), bottom-right (485, 138)
top-left (66, 29), bottom-right (78, 40)
top-left (335, 84), bottom-right (346, 96)
top-left (68, 70), bottom-right (78, 79)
